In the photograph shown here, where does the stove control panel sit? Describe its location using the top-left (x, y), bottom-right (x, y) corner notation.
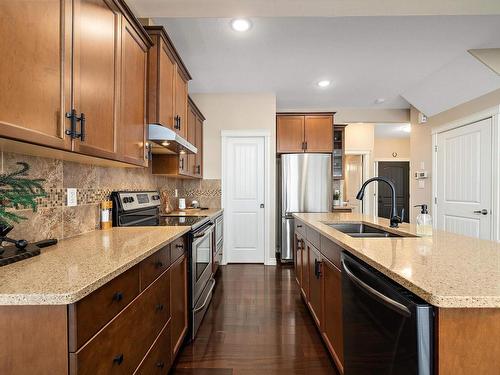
top-left (114, 191), bottom-right (161, 211)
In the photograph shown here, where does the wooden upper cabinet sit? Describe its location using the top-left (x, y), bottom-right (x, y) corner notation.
top-left (304, 115), bottom-right (333, 152)
top-left (277, 115), bottom-right (305, 153)
top-left (72, 0), bottom-right (121, 160)
top-left (0, 0), bottom-right (72, 150)
top-left (145, 26), bottom-right (191, 137)
top-left (118, 17), bottom-right (150, 167)
top-left (277, 113), bottom-right (334, 153)
top-left (174, 69), bottom-right (188, 138)
top-left (194, 116), bottom-right (203, 177)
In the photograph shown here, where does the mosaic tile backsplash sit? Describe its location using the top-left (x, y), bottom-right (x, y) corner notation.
top-left (1, 152), bottom-right (221, 242)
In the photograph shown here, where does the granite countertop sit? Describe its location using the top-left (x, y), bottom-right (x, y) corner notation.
top-left (293, 212), bottom-right (500, 308)
top-left (0, 226), bottom-right (190, 306)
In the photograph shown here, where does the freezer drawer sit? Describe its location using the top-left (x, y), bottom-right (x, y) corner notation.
top-left (281, 217), bottom-right (294, 262)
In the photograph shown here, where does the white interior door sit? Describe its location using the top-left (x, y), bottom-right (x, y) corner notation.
top-left (436, 118), bottom-right (492, 239)
top-left (225, 136), bottom-right (265, 263)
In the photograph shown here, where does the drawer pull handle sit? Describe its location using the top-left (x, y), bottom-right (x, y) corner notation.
top-left (156, 361), bottom-right (165, 368)
top-left (297, 225), bottom-right (302, 228)
top-left (155, 261), bottom-right (164, 268)
top-left (156, 303), bottom-right (164, 311)
top-left (112, 292), bottom-right (124, 302)
top-left (175, 244), bottom-right (184, 249)
top-left (113, 354), bottom-right (124, 365)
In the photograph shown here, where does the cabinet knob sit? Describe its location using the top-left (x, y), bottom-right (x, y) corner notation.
top-left (175, 244), bottom-right (184, 249)
top-left (156, 361), bottom-right (165, 369)
top-left (112, 292), bottom-right (124, 302)
top-left (156, 303), bottom-right (164, 311)
top-left (113, 354), bottom-right (124, 365)
top-left (155, 261), bottom-right (164, 269)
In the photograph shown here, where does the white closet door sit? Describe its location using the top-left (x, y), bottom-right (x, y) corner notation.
top-left (437, 117), bottom-right (492, 239)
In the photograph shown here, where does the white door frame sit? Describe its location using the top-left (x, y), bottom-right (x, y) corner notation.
top-left (345, 150), bottom-right (372, 215)
top-left (432, 105), bottom-right (500, 241)
top-left (221, 130), bottom-right (274, 265)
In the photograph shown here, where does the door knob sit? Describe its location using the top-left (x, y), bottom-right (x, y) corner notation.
top-left (260, 204), bottom-right (265, 208)
top-left (473, 209), bottom-right (489, 215)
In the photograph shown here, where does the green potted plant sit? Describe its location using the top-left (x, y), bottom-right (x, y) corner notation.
top-left (0, 162), bottom-right (46, 226)
top-left (333, 190), bottom-right (341, 207)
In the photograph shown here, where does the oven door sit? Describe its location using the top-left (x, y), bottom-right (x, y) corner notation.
top-left (191, 224), bottom-right (214, 306)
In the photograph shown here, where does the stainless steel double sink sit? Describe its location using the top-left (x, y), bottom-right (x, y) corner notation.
top-left (325, 222), bottom-right (415, 238)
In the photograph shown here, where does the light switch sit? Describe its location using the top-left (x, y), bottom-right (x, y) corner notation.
top-left (67, 188), bottom-right (77, 207)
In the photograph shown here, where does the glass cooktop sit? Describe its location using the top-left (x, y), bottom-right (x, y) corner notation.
top-left (159, 216), bottom-right (208, 227)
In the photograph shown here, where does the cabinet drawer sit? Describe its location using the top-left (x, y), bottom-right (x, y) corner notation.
top-left (306, 226), bottom-right (321, 250)
top-left (70, 270), bottom-right (170, 375)
top-left (134, 321), bottom-right (171, 375)
top-left (170, 236), bottom-right (186, 262)
top-left (69, 265), bottom-right (140, 351)
top-left (320, 235), bottom-right (342, 269)
top-left (140, 245), bottom-right (171, 291)
top-left (295, 220), bottom-right (306, 236)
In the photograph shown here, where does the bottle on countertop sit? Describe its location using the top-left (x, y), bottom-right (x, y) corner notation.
top-left (414, 204), bottom-right (432, 236)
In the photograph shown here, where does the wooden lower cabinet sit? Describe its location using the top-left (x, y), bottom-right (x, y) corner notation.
top-left (295, 222), bottom-right (343, 374)
top-left (0, 235), bottom-right (188, 375)
top-left (307, 242), bottom-right (323, 328)
top-left (170, 254), bottom-right (188, 357)
top-left (322, 258), bottom-right (344, 372)
top-left (134, 321), bottom-right (172, 375)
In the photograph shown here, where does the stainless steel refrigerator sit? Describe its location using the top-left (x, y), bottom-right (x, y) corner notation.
top-left (278, 153), bottom-right (332, 262)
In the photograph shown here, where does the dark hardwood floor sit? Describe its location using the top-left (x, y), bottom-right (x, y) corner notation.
top-left (172, 264), bottom-right (338, 374)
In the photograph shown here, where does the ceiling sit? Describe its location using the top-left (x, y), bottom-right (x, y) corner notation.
top-left (374, 123), bottom-right (411, 139)
top-left (129, 0), bottom-right (500, 17)
top-left (151, 16), bottom-right (500, 111)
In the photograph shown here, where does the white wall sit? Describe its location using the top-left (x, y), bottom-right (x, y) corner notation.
top-left (191, 93), bottom-right (277, 262)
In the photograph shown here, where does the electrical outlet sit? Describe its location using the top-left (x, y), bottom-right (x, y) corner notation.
top-left (67, 188), bottom-right (77, 207)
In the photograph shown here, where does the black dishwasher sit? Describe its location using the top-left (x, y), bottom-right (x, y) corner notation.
top-left (341, 252), bottom-right (434, 375)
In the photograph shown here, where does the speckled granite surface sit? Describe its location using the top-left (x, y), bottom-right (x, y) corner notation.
top-left (293, 212), bottom-right (500, 308)
top-left (0, 227), bottom-right (189, 305)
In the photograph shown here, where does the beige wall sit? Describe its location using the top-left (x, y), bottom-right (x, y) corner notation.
top-left (374, 137), bottom-right (410, 160)
top-left (345, 123), bottom-right (375, 152)
top-left (190, 92), bottom-right (277, 260)
top-left (191, 93), bottom-right (277, 179)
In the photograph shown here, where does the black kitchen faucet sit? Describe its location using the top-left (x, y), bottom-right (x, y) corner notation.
top-left (356, 177), bottom-right (404, 228)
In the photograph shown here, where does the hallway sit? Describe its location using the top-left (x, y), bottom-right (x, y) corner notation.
top-left (172, 265), bottom-right (338, 374)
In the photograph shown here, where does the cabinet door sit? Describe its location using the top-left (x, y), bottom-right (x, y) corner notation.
top-left (308, 242), bottom-right (322, 328)
top-left (157, 43), bottom-right (176, 129)
top-left (72, 0), bottom-right (120, 159)
top-left (187, 106), bottom-right (197, 176)
top-left (294, 233), bottom-right (302, 287)
top-left (304, 115), bottom-right (333, 152)
top-left (0, 0), bottom-right (72, 150)
top-left (333, 126), bottom-right (345, 179)
top-left (170, 253), bottom-right (187, 357)
top-left (277, 115), bottom-right (304, 153)
top-left (174, 68), bottom-right (188, 138)
top-left (119, 17), bottom-right (148, 167)
top-left (322, 258), bottom-right (344, 370)
top-left (301, 237), bottom-right (309, 300)
top-left (194, 116), bottom-right (203, 177)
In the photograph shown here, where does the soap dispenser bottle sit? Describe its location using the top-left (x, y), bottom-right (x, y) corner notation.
top-left (414, 204), bottom-right (432, 236)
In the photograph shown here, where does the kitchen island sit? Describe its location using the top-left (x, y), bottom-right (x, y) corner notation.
top-left (293, 212), bottom-right (500, 375)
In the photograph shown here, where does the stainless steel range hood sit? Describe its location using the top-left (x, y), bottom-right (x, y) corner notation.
top-left (147, 123), bottom-right (197, 154)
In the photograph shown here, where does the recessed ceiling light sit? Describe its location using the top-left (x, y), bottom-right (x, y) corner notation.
top-left (317, 80), bottom-right (331, 88)
top-left (231, 18), bottom-right (252, 32)
top-left (375, 98), bottom-right (386, 104)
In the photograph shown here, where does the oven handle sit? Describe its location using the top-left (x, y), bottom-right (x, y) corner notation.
top-left (119, 215), bottom-right (157, 227)
top-left (193, 223), bottom-right (214, 239)
top-left (193, 278), bottom-right (216, 313)
top-left (341, 258), bottom-right (411, 317)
